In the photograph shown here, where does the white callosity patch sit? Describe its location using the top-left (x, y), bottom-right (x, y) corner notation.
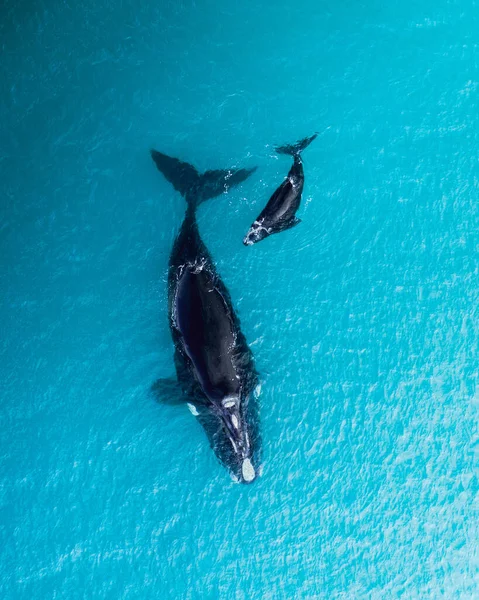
top-left (187, 403), bottom-right (199, 416)
top-left (231, 414), bottom-right (239, 429)
top-left (191, 258), bottom-right (206, 274)
top-left (222, 396), bottom-right (236, 408)
top-left (245, 220), bottom-right (269, 244)
top-left (241, 458), bottom-right (255, 482)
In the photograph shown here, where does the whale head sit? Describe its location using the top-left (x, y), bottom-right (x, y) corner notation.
top-left (243, 220), bottom-right (270, 246)
top-left (217, 395), bottom-right (259, 484)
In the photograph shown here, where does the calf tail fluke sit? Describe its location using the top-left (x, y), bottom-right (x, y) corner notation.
top-left (275, 133), bottom-right (318, 157)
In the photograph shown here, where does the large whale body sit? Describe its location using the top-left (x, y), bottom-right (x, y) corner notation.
top-left (151, 149), bottom-right (261, 483)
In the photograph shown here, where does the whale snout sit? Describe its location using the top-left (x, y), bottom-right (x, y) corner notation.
top-left (243, 220), bottom-right (271, 247)
top-left (243, 222), bottom-right (267, 246)
top-left (219, 401), bottom-right (258, 483)
top-left (241, 457), bottom-right (256, 482)
top-left (243, 225), bottom-right (261, 245)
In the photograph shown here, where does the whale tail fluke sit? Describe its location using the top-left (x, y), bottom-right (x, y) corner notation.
top-left (150, 149), bottom-right (257, 210)
top-left (275, 133), bottom-right (318, 158)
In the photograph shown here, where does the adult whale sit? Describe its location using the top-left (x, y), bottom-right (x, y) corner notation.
top-left (243, 133), bottom-right (317, 245)
top-left (150, 149), bottom-right (261, 483)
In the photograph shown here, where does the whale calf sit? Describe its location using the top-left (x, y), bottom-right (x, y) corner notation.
top-left (150, 149), bottom-right (261, 483)
top-left (243, 133), bottom-right (317, 245)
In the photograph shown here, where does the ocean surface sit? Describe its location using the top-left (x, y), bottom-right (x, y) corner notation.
top-left (1, 0), bottom-right (478, 597)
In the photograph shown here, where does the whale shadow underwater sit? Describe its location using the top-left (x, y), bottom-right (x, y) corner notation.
top-left (243, 133), bottom-right (317, 246)
top-left (150, 149), bottom-right (261, 483)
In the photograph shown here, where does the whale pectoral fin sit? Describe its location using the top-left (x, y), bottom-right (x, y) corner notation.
top-left (274, 216), bottom-right (301, 234)
top-left (150, 377), bottom-right (185, 405)
top-left (289, 216), bottom-right (301, 228)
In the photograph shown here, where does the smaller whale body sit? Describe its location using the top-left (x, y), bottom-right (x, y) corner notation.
top-left (243, 133), bottom-right (318, 246)
top-left (150, 149), bottom-right (261, 483)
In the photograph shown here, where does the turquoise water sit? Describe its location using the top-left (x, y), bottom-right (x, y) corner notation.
top-left (1, 0), bottom-right (478, 597)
